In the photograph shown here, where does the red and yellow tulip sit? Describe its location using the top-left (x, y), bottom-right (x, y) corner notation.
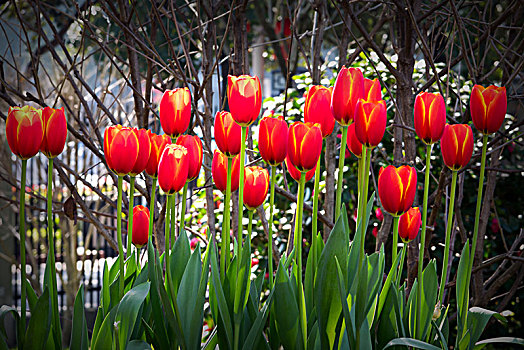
top-left (287, 121), bottom-right (323, 172)
top-left (331, 66), bottom-right (365, 125)
top-left (145, 131), bottom-right (171, 178)
top-left (227, 75), bottom-right (262, 126)
top-left (176, 135), bottom-right (203, 181)
top-left (243, 166), bottom-right (270, 210)
top-left (215, 111), bottom-right (244, 157)
top-left (159, 88), bottom-right (191, 138)
top-left (414, 92), bottom-right (446, 145)
top-left (285, 156), bottom-right (316, 182)
top-left (364, 78), bottom-right (382, 102)
top-left (354, 99), bottom-right (387, 148)
top-left (470, 85), bottom-right (507, 135)
top-left (6, 106), bottom-right (44, 160)
top-left (398, 207), bottom-right (421, 242)
top-left (258, 115), bottom-right (288, 166)
top-left (212, 150), bottom-right (241, 192)
top-left (40, 107), bottom-right (67, 158)
top-left (158, 144), bottom-right (189, 194)
top-left (440, 124), bottom-right (474, 171)
top-left (304, 85), bottom-right (335, 138)
top-left (132, 205), bottom-right (149, 248)
top-left (378, 165), bottom-right (417, 217)
top-left (129, 128), bottom-right (151, 176)
top-left (104, 125), bottom-right (139, 176)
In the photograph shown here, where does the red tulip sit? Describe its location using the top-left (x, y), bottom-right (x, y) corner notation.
top-left (6, 106), bottom-right (44, 159)
top-left (470, 85), bottom-right (507, 135)
top-left (398, 207), bottom-right (421, 242)
top-left (145, 131), bottom-right (171, 178)
top-left (345, 123), bottom-right (363, 158)
top-left (190, 237), bottom-right (200, 250)
top-left (304, 85), bottom-right (335, 137)
top-left (158, 144), bottom-right (189, 194)
top-left (129, 128), bottom-right (151, 176)
top-left (354, 99), bottom-right (387, 148)
top-left (372, 227), bottom-right (378, 238)
top-left (287, 122), bottom-right (323, 172)
top-left (331, 66), bottom-right (365, 125)
top-left (414, 92), bottom-right (446, 145)
top-left (132, 205), bottom-right (149, 248)
top-left (243, 166), bottom-right (270, 210)
top-left (375, 207), bottom-right (384, 221)
top-left (212, 150), bottom-right (241, 192)
top-left (159, 88), bottom-right (191, 138)
top-left (440, 124), bottom-right (474, 171)
top-left (214, 111), bottom-right (244, 157)
top-left (258, 115), bottom-right (288, 165)
top-left (285, 156), bottom-right (316, 182)
top-left (378, 165), bottom-right (417, 217)
top-left (364, 78), bottom-right (382, 101)
top-left (104, 125), bottom-right (139, 176)
top-left (227, 75), bottom-right (262, 126)
top-left (176, 135), bottom-right (203, 181)
top-left (40, 107), bottom-right (67, 158)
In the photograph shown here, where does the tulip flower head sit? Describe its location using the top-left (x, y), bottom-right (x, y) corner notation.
top-left (285, 156), bottom-right (316, 182)
top-left (364, 78), bottom-right (382, 102)
top-left (378, 165), bottom-right (417, 217)
top-left (414, 92), bottom-right (446, 145)
top-left (132, 205), bottom-right (149, 248)
top-left (346, 123), bottom-right (364, 158)
top-left (129, 128), bottom-right (151, 176)
top-left (287, 122), bottom-right (323, 172)
top-left (470, 85), bottom-right (507, 135)
top-left (159, 88), bottom-right (191, 138)
top-left (398, 207), bottom-right (422, 242)
top-left (258, 115), bottom-right (288, 165)
top-left (304, 85), bottom-right (335, 137)
top-left (215, 111), bottom-right (244, 157)
top-left (243, 166), bottom-right (270, 210)
top-left (158, 144), bottom-right (189, 194)
top-left (212, 150), bottom-right (241, 192)
top-left (145, 131), bottom-right (171, 178)
top-left (104, 125), bottom-right (139, 176)
top-left (40, 107), bottom-right (67, 158)
top-left (176, 135), bottom-right (203, 181)
top-left (227, 75), bottom-right (262, 126)
top-left (440, 124), bottom-right (474, 171)
top-left (354, 99), bottom-right (387, 148)
top-left (6, 106), bottom-right (44, 159)
top-left (331, 66), bottom-right (365, 125)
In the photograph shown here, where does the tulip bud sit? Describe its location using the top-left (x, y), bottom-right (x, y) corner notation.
top-left (40, 107), bottom-right (67, 158)
top-left (6, 106), bottom-right (44, 160)
top-left (378, 165), bottom-right (417, 217)
top-left (285, 156), bottom-right (316, 183)
top-left (331, 66), bottom-right (365, 125)
top-left (176, 135), bottom-right (203, 181)
top-left (440, 124), bottom-right (474, 171)
top-left (132, 205), bottom-right (149, 248)
top-left (354, 99), bottom-right (387, 148)
top-left (470, 85), bottom-right (507, 135)
top-left (145, 131), bottom-right (171, 178)
top-left (158, 144), bottom-right (189, 194)
top-left (159, 88), bottom-right (191, 138)
top-left (346, 123), bottom-right (363, 158)
top-left (364, 78), bottom-right (382, 101)
top-left (414, 92), bottom-right (446, 145)
top-left (304, 85), bottom-right (335, 138)
top-left (227, 75), bottom-right (262, 126)
top-left (375, 207), bottom-right (384, 221)
top-left (258, 115), bottom-right (288, 166)
top-left (214, 111), bottom-right (244, 157)
top-left (104, 125), bottom-right (139, 176)
top-left (243, 166), bottom-right (270, 210)
top-left (398, 207), bottom-right (421, 242)
top-left (287, 122), bottom-right (323, 172)
top-left (129, 128), bottom-right (151, 176)
top-left (212, 150), bottom-right (242, 192)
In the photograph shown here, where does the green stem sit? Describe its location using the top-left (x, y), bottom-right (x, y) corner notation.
top-left (268, 165), bottom-right (276, 288)
top-left (148, 177), bottom-right (157, 242)
top-left (136, 248), bottom-right (140, 273)
top-left (397, 242), bottom-right (407, 288)
top-left (127, 176), bottom-right (135, 257)
top-left (165, 195), bottom-right (171, 283)
top-left (238, 126), bottom-right (247, 244)
top-left (170, 189), bottom-right (176, 242)
top-left (180, 182), bottom-right (188, 235)
top-left (47, 159), bottom-right (61, 345)
top-left (19, 159), bottom-right (27, 336)
top-left (356, 153), bottom-right (363, 233)
top-left (117, 176), bottom-right (124, 298)
top-left (335, 125), bottom-right (348, 220)
top-left (312, 156), bottom-right (321, 240)
top-left (294, 172), bottom-right (307, 346)
top-left (359, 147), bottom-right (371, 267)
top-left (221, 157), bottom-right (233, 280)
top-left (247, 210), bottom-right (254, 244)
top-left (438, 170), bottom-right (458, 305)
top-left (392, 216), bottom-right (399, 266)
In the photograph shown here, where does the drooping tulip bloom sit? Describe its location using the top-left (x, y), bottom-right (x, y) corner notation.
top-left (258, 115), bottom-right (288, 165)
top-left (414, 92), bottom-right (446, 145)
top-left (129, 128), bottom-right (151, 176)
top-left (145, 131), bottom-right (171, 178)
top-left (227, 75), bottom-right (262, 126)
top-left (470, 85), bottom-right (507, 135)
top-left (364, 78), bottom-right (382, 101)
top-left (215, 111), bottom-right (244, 157)
top-left (287, 122), bottom-right (323, 172)
top-left (440, 124), bottom-right (474, 171)
top-left (40, 107), bottom-right (67, 158)
top-left (398, 207), bottom-right (421, 242)
top-left (354, 99), bottom-right (387, 148)
top-left (104, 125), bottom-right (139, 176)
top-left (304, 85), bottom-right (335, 137)
top-left (176, 135), bottom-right (203, 181)
top-left (378, 165), bottom-right (417, 217)
top-left (158, 144), bottom-right (189, 194)
top-left (331, 66), bottom-right (365, 125)
top-left (212, 150), bottom-right (241, 192)
top-left (6, 106), bottom-right (44, 159)
top-left (159, 88), bottom-right (191, 138)
top-left (285, 156), bottom-right (316, 182)
top-left (346, 123), bottom-right (363, 158)
top-left (243, 166), bottom-right (270, 210)
top-left (132, 205), bottom-right (149, 248)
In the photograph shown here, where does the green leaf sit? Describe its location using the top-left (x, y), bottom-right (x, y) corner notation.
top-left (467, 307), bottom-right (507, 349)
top-left (25, 288), bottom-right (51, 350)
top-left (334, 256), bottom-right (355, 350)
top-left (92, 306), bottom-right (117, 350)
top-left (233, 238), bottom-right (252, 325)
top-left (126, 339), bottom-right (152, 350)
top-left (170, 230), bottom-right (191, 296)
top-left (384, 337), bottom-right (441, 350)
top-left (475, 337), bottom-right (524, 348)
top-left (24, 279), bottom-right (38, 313)
top-left (431, 320), bottom-right (448, 350)
top-left (411, 260), bottom-right (438, 339)
top-left (241, 286), bottom-right (275, 350)
top-left (101, 260), bottom-right (110, 315)
top-left (114, 282), bottom-right (150, 348)
top-left (375, 246), bottom-right (402, 326)
top-left (456, 240), bottom-right (470, 341)
top-left (0, 305), bottom-right (19, 349)
top-left (70, 284), bottom-right (89, 350)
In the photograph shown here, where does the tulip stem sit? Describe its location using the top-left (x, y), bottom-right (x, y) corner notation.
top-left (238, 126), bottom-right (247, 244)
top-left (170, 190), bottom-right (177, 242)
top-left (392, 216), bottom-right (399, 270)
top-left (359, 146), bottom-right (371, 268)
top-left (117, 175), bottom-right (124, 298)
top-left (19, 159), bottom-right (27, 337)
top-left (127, 176), bottom-right (135, 257)
top-left (397, 241), bottom-right (407, 288)
top-left (438, 170), bottom-right (458, 305)
top-left (46, 158), bottom-right (61, 345)
top-left (294, 172), bottom-right (307, 346)
top-left (335, 125), bottom-right (348, 220)
top-left (311, 156), bottom-right (321, 266)
top-left (180, 182), bottom-right (188, 236)
top-left (165, 195), bottom-right (171, 283)
top-left (221, 157), bottom-right (233, 280)
top-left (148, 178), bottom-right (157, 244)
top-left (268, 165), bottom-right (276, 288)
top-left (247, 210), bottom-right (254, 242)
top-left (136, 248), bottom-right (141, 273)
